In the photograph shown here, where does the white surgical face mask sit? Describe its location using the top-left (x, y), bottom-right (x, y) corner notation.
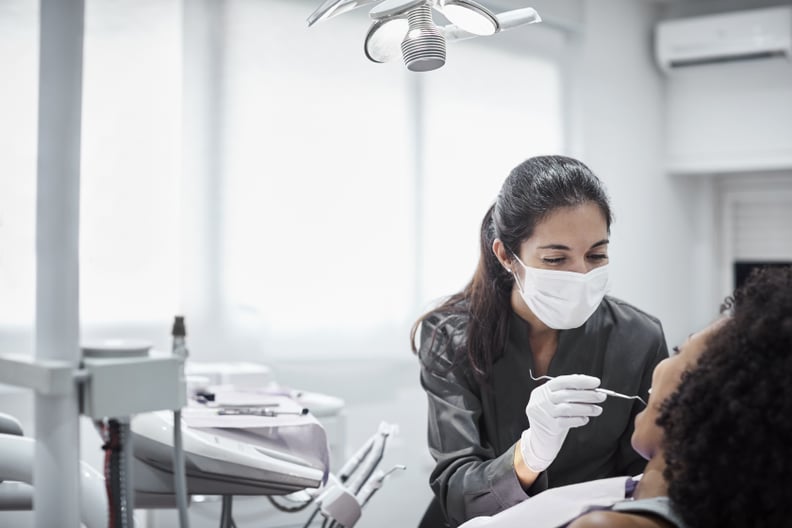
top-left (512, 256), bottom-right (611, 330)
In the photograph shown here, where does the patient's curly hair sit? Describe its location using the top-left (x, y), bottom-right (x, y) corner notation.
top-left (657, 266), bottom-right (792, 527)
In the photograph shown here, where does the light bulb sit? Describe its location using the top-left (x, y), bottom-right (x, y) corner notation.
top-left (400, 3), bottom-right (446, 72)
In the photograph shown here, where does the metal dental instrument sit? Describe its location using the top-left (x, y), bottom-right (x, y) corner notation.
top-left (529, 369), bottom-right (647, 406)
top-left (217, 407), bottom-right (309, 417)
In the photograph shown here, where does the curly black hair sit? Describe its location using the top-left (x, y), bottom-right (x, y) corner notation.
top-left (657, 266), bottom-right (792, 527)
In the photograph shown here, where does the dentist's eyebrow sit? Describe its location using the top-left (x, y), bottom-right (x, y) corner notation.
top-left (537, 239), bottom-right (609, 251)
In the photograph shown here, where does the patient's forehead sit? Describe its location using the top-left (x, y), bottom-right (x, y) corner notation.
top-left (657, 317), bottom-right (728, 388)
top-left (678, 317), bottom-right (728, 360)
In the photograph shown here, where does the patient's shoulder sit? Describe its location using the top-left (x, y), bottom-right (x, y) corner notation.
top-left (567, 510), bottom-right (674, 528)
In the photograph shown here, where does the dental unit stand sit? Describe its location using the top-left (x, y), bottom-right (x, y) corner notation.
top-left (171, 316), bottom-right (192, 528)
top-left (0, 337), bottom-right (188, 528)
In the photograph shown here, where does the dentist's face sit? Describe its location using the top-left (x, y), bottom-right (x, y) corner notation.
top-left (516, 202), bottom-right (609, 274)
top-left (631, 318), bottom-right (726, 459)
top-left (492, 201), bottom-right (611, 328)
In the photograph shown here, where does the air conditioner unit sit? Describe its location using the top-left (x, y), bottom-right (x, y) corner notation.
top-left (655, 6), bottom-right (792, 72)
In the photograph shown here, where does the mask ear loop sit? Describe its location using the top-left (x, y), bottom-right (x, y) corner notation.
top-left (509, 252), bottom-right (528, 295)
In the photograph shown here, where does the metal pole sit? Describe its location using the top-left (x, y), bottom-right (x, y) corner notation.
top-left (182, 0), bottom-right (227, 352)
top-left (408, 73), bottom-right (425, 315)
top-left (34, 0), bottom-right (84, 526)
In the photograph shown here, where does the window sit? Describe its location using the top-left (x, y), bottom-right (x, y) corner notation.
top-left (222, 0), bottom-right (414, 335)
top-left (221, 2), bottom-right (565, 346)
top-left (0, 0), bottom-right (38, 328)
top-left (80, 0), bottom-right (182, 324)
top-left (0, 0), bottom-right (566, 359)
top-left (0, 0), bottom-right (182, 355)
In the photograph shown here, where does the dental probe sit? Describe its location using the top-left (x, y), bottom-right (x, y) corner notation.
top-left (529, 369), bottom-right (647, 406)
top-left (592, 388), bottom-right (647, 406)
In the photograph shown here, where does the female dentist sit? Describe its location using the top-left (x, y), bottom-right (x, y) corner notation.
top-left (411, 155), bottom-right (668, 527)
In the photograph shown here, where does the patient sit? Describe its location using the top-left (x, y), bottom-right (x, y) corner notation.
top-left (561, 320), bottom-right (723, 528)
top-left (569, 266), bottom-right (792, 528)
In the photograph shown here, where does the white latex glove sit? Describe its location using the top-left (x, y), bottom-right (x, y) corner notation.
top-left (520, 374), bottom-right (605, 473)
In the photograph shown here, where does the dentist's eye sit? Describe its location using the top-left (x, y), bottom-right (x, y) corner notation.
top-left (587, 254), bottom-right (608, 261)
top-left (542, 257), bottom-right (565, 264)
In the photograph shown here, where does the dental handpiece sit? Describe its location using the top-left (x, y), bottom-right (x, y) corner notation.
top-left (338, 435), bottom-right (377, 483)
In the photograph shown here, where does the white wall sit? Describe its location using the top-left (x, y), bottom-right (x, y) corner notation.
top-left (658, 1), bottom-right (792, 174)
top-left (663, 0), bottom-right (790, 18)
top-left (567, 0), bottom-right (704, 348)
top-left (665, 58), bottom-right (792, 174)
top-left (659, 0), bottom-right (792, 331)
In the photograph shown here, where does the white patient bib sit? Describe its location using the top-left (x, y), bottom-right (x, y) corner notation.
top-left (459, 475), bottom-right (634, 528)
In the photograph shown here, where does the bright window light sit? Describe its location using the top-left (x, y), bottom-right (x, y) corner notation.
top-left (222, 0), bottom-right (414, 334)
top-left (0, 1), bottom-right (38, 328)
top-left (0, 0), bottom-right (564, 359)
top-left (0, 0), bottom-right (182, 329)
top-left (80, 0), bottom-right (182, 324)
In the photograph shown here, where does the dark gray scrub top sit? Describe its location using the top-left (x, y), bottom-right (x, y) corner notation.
top-left (418, 296), bottom-right (668, 527)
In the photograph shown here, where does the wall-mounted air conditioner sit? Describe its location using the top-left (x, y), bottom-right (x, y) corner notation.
top-left (655, 6), bottom-right (792, 72)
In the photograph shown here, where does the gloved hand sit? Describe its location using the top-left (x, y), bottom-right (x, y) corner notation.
top-left (520, 374), bottom-right (605, 473)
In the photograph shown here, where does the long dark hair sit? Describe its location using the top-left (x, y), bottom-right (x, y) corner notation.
top-left (410, 155), bottom-right (612, 382)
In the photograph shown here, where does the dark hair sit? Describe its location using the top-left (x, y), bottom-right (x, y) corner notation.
top-left (658, 266), bottom-right (792, 527)
top-left (410, 155), bottom-right (612, 382)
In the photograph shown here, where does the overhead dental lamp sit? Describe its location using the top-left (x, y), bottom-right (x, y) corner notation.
top-left (307, 0), bottom-right (541, 72)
